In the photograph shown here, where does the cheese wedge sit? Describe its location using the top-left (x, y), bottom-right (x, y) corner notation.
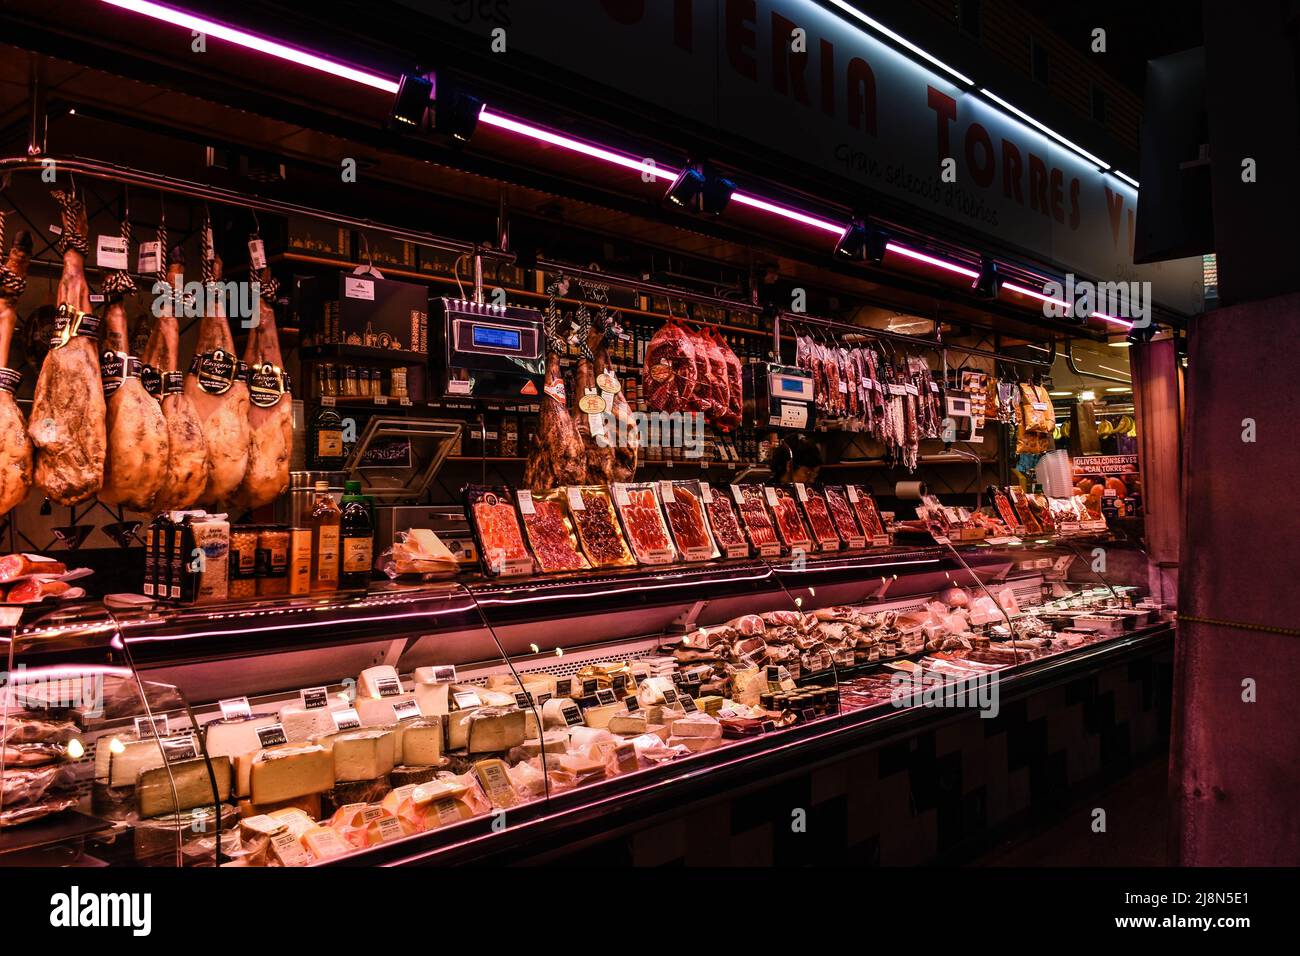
top-left (398, 718), bottom-right (443, 766)
top-left (301, 825), bottom-right (351, 861)
top-left (279, 694), bottom-right (352, 742)
top-left (582, 702), bottom-right (622, 730)
top-left (203, 715), bottom-right (278, 757)
top-left (516, 732), bottom-right (571, 758)
top-left (670, 714), bottom-right (722, 738)
top-left (606, 712), bottom-right (650, 736)
top-left (99, 736), bottom-right (165, 788)
top-left (249, 745), bottom-right (333, 805)
top-left (330, 728), bottom-right (396, 782)
top-left (358, 665), bottom-right (402, 699)
top-left (472, 758), bottom-right (520, 809)
top-left (356, 692), bottom-right (418, 727)
top-left (136, 756), bottom-right (233, 818)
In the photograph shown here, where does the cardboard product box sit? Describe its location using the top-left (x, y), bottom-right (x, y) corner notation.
top-left (337, 274), bottom-right (430, 355)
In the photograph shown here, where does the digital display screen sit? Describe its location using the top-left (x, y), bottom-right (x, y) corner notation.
top-left (472, 325), bottom-right (521, 350)
top-left (778, 377), bottom-right (807, 393)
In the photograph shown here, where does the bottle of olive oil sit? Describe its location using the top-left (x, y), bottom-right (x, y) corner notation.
top-left (309, 480), bottom-right (341, 592)
top-left (339, 480), bottom-right (374, 590)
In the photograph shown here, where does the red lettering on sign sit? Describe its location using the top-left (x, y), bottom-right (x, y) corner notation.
top-left (726, 0), bottom-right (758, 81)
top-left (847, 57), bottom-right (877, 135)
top-left (1001, 138), bottom-right (1023, 203)
top-left (1069, 177), bottom-right (1081, 229)
top-left (1028, 153), bottom-right (1049, 216)
top-left (965, 122), bottom-right (995, 188)
top-left (819, 38), bottom-right (835, 116)
top-left (1050, 167), bottom-right (1065, 224)
top-left (927, 86), bottom-right (957, 161)
top-left (771, 12), bottom-right (810, 105)
top-left (1104, 186), bottom-right (1125, 246)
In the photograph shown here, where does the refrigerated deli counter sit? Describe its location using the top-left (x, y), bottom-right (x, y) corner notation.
top-left (0, 536), bottom-right (1173, 867)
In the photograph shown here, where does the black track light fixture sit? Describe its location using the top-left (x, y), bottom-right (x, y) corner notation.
top-left (665, 164), bottom-right (734, 216)
top-left (390, 71), bottom-right (482, 142)
top-left (974, 258), bottom-right (1002, 298)
top-left (390, 72), bottom-right (433, 129)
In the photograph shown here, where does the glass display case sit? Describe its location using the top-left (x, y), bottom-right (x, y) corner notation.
top-left (0, 525), bottom-right (1172, 867)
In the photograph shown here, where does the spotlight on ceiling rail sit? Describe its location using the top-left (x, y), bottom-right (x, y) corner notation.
top-left (1126, 322), bottom-right (1157, 346)
top-left (390, 71), bottom-right (481, 142)
top-left (834, 220), bottom-right (888, 264)
top-left (665, 164), bottom-right (734, 215)
top-left (974, 258), bottom-right (1002, 298)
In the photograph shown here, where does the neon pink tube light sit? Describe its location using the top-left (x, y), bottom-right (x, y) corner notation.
top-left (884, 241), bottom-right (980, 279)
top-left (99, 0), bottom-right (400, 93)
top-left (479, 108), bottom-right (678, 182)
top-left (1002, 279), bottom-right (1072, 311)
top-left (730, 193), bottom-right (845, 235)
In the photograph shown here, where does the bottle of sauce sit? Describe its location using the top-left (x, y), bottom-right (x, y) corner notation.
top-left (309, 480), bottom-right (341, 592)
top-left (309, 404), bottom-right (347, 470)
top-left (339, 480), bottom-right (374, 590)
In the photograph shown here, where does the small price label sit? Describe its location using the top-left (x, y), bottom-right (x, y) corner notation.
top-left (320, 395), bottom-right (336, 407)
top-left (661, 689), bottom-right (679, 704)
top-left (566, 487), bottom-right (585, 511)
top-left (256, 723), bottom-right (288, 748)
top-left (375, 677), bottom-right (403, 698)
top-left (391, 698), bottom-right (422, 721)
top-left (582, 679), bottom-right (599, 696)
top-left (615, 742), bottom-right (638, 773)
top-left (625, 697), bottom-right (641, 712)
top-left (248, 237), bottom-right (267, 270)
top-left (373, 395), bottom-right (389, 406)
top-left (659, 480), bottom-right (675, 504)
top-left (218, 697), bottom-right (252, 720)
top-left (331, 708), bottom-right (362, 731)
top-left (96, 235), bottom-right (129, 270)
top-left (596, 688), bottom-right (617, 705)
top-left (453, 690), bottom-right (483, 709)
top-left (134, 715), bottom-right (170, 739)
top-left (680, 696), bottom-right (699, 713)
top-left (299, 687), bottom-right (329, 710)
top-left (138, 241), bottom-right (161, 274)
top-left (563, 704), bottom-right (584, 727)
top-left (517, 490), bottom-right (535, 515)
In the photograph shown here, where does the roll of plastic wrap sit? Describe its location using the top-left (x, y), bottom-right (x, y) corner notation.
top-left (895, 481), bottom-right (926, 500)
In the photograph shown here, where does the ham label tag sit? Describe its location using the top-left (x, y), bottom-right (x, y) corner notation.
top-left (248, 238), bottom-right (267, 270)
top-left (0, 367), bottom-right (20, 394)
top-left (137, 241), bottom-right (161, 274)
top-left (50, 305), bottom-right (102, 349)
top-left (248, 362), bottom-right (288, 408)
top-left (140, 364), bottom-right (163, 397)
top-left (95, 235), bottom-right (129, 270)
top-left (191, 348), bottom-right (237, 395)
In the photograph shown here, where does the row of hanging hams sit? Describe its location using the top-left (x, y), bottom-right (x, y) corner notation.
top-left (0, 186), bottom-right (292, 518)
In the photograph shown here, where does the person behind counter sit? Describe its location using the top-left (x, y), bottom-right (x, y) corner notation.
top-left (768, 435), bottom-right (823, 484)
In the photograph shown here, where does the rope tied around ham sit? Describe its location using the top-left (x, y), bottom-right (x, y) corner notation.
top-left (51, 188), bottom-right (89, 259)
top-left (100, 219), bottom-right (135, 298)
top-left (0, 211), bottom-right (30, 298)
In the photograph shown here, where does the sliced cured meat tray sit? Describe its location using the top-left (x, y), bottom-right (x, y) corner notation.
top-left (566, 485), bottom-right (636, 568)
top-left (731, 484), bottom-right (781, 557)
top-left (700, 483), bottom-right (749, 558)
top-left (659, 480), bottom-right (719, 562)
top-left (793, 484), bottom-right (841, 552)
top-left (516, 489), bottom-right (591, 574)
top-left (611, 482), bottom-right (677, 565)
top-left (765, 486), bottom-right (813, 553)
top-left (464, 485), bottom-right (535, 577)
top-left (845, 484), bottom-right (886, 539)
top-left (822, 486), bottom-right (865, 547)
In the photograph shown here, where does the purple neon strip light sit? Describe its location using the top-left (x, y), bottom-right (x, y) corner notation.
top-left (884, 241), bottom-right (980, 279)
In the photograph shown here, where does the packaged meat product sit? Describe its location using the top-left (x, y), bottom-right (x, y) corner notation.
top-left (566, 486), bottom-right (635, 568)
top-left (766, 486), bottom-right (813, 552)
top-left (611, 482), bottom-right (677, 565)
top-left (0, 796), bottom-right (78, 829)
top-left (845, 484), bottom-right (886, 540)
top-left (659, 480), bottom-right (719, 562)
top-left (731, 484), bottom-right (781, 557)
top-left (465, 485), bottom-right (535, 577)
top-left (0, 763), bottom-right (73, 808)
top-left (516, 489), bottom-right (591, 574)
top-left (717, 334), bottom-right (743, 426)
top-left (642, 321), bottom-right (698, 414)
top-left (699, 482), bottom-right (749, 558)
top-left (822, 486), bottom-right (865, 548)
top-left (794, 484), bottom-right (841, 552)
top-left (685, 328), bottom-right (718, 417)
top-left (0, 554), bottom-right (66, 582)
top-left (1008, 487), bottom-right (1043, 533)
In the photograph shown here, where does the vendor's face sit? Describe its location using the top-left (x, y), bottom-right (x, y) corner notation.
top-left (793, 464), bottom-right (820, 484)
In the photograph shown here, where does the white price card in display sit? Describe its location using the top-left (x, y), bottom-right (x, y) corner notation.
top-left (299, 686), bottom-right (329, 709)
top-left (613, 484), bottom-right (630, 507)
top-left (454, 690), bottom-right (483, 709)
top-left (516, 490), bottom-right (535, 515)
top-left (764, 487), bottom-right (779, 507)
top-left (566, 486), bottom-right (586, 511)
top-left (659, 480), bottom-right (675, 504)
top-left (795, 482), bottom-right (808, 502)
top-left (846, 485), bottom-right (859, 503)
top-left (699, 482), bottom-right (712, 504)
top-left (96, 235), bottom-right (129, 270)
top-left (391, 698), bottom-right (422, 721)
top-left (248, 237), bottom-right (267, 270)
top-left (320, 395), bottom-right (336, 407)
top-left (137, 241), bottom-right (161, 275)
top-left (731, 484), bottom-right (745, 504)
top-left (331, 708), bottom-right (362, 732)
top-left (219, 697), bottom-right (253, 720)
top-left (344, 277), bottom-right (375, 300)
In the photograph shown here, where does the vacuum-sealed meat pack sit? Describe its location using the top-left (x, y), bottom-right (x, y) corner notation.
top-left (566, 486), bottom-right (636, 568)
top-left (516, 489), bottom-right (591, 573)
top-left (611, 482), bottom-right (677, 565)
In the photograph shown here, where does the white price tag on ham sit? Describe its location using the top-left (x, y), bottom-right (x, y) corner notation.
top-left (517, 490), bottom-right (535, 515)
top-left (96, 235), bottom-right (129, 270)
top-left (137, 241), bottom-right (161, 274)
top-left (248, 237), bottom-right (267, 270)
top-left (613, 484), bottom-right (630, 507)
top-left (566, 487), bottom-right (586, 511)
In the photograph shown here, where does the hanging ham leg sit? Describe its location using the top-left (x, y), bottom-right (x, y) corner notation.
top-left (523, 280), bottom-right (585, 489)
top-left (142, 250), bottom-right (208, 511)
top-left (185, 252), bottom-right (250, 509)
top-left (572, 309), bottom-right (612, 483)
top-left (29, 188), bottom-right (106, 506)
top-left (593, 310), bottom-right (638, 482)
top-left (0, 219), bottom-right (33, 516)
top-left (232, 265), bottom-right (291, 511)
top-left (99, 296), bottom-right (169, 511)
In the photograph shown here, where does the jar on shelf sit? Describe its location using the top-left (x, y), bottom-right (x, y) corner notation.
top-left (229, 526), bottom-right (260, 599)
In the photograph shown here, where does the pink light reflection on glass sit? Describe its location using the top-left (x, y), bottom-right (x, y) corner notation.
top-left (100, 0), bottom-right (400, 92)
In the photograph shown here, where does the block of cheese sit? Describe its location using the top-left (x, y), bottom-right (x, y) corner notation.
top-left (485, 674), bottom-right (523, 693)
top-left (637, 676), bottom-right (677, 707)
top-left (239, 813), bottom-right (288, 841)
top-left (358, 665), bottom-right (403, 700)
top-left (249, 745), bottom-right (333, 805)
top-left (99, 736), bottom-right (165, 788)
top-left (668, 734), bottom-right (722, 753)
top-left (232, 741), bottom-right (307, 799)
top-left (670, 714), bottom-right (722, 738)
top-left (203, 715), bottom-right (278, 758)
top-left (694, 695), bottom-right (725, 715)
top-left (301, 825), bottom-right (351, 861)
top-left (412, 670), bottom-right (451, 716)
top-left (555, 753), bottom-right (606, 784)
top-left (472, 758), bottom-right (521, 809)
top-left (356, 692), bottom-right (418, 727)
top-left (269, 806), bottom-right (317, 837)
top-left (397, 718), bottom-right (443, 766)
top-left (278, 694), bottom-right (352, 742)
top-left (390, 764), bottom-right (442, 788)
top-left (582, 702), bottom-right (623, 730)
top-left (238, 792), bottom-right (322, 821)
top-left (565, 726), bottom-right (613, 750)
top-left (330, 728), bottom-right (396, 782)
top-left (606, 712), bottom-right (650, 736)
top-left (477, 688), bottom-right (517, 708)
top-left (268, 831), bottom-right (312, 866)
top-left (541, 697), bottom-right (581, 730)
top-left (515, 732), bottom-right (571, 758)
top-left (446, 707), bottom-right (526, 753)
top-left (137, 756), bottom-right (233, 817)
